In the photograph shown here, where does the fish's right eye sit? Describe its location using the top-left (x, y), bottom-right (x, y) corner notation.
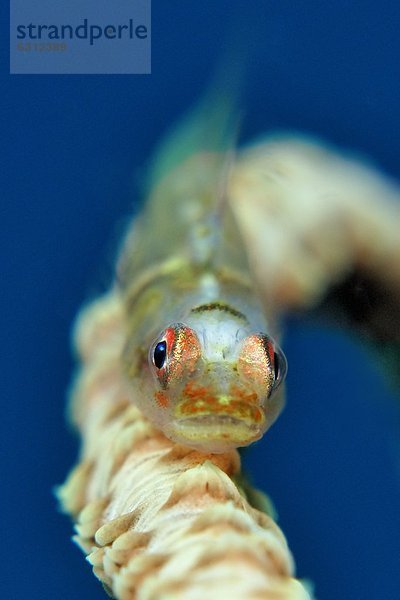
top-left (153, 341), bottom-right (167, 369)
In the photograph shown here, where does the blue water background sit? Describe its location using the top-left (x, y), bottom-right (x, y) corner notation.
top-left (2, 2), bottom-right (400, 598)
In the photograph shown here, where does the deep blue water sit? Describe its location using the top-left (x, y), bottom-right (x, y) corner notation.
top-left (2, 2), bottom-right (400, 599)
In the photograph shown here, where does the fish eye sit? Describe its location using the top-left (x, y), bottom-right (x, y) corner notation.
top-left (272, 348), bottom-right (287, 391)
top-left (274, 352), bottom-right (280, 381)
top-left (153, 341), bottom-right (167, 369)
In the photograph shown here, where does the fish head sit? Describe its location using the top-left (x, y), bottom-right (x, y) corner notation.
top-left (143, 317), bottom-right (287, 453)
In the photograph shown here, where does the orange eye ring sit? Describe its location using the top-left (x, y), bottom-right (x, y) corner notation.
top-left (238, 333), bottom-right (287, 397)
top-left (149, 323), bottom-right (201, 390)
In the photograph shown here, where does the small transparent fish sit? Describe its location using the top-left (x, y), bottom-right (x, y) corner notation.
top-left (118, 94), bottom-right (287, 453)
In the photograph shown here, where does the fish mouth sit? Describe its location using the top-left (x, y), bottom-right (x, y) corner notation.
top-left (174, 392), bottom-right (264, 423)
top-left (170, 399), bottom-right (266, 451)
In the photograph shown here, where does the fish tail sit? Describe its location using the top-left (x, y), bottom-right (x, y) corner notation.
top-left (146, 54), bottom-right (245, 190)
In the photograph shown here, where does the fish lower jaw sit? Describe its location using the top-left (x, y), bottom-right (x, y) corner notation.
top-left (167, 414), bottom-right (265, 453)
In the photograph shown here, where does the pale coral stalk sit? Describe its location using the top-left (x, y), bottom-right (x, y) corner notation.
top-left (229, 137), bottom-right (400, 311)
top-left (60, 136), bottom-right (400, 599)
top-left (59, 292), bottom-right (311, 600)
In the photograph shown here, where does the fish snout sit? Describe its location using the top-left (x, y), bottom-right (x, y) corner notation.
top-left (174, 361), bottom-right (264, 423)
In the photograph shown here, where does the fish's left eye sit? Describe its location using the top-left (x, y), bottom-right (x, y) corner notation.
top-left (274, 352), bottom-right (280, 381)
top-left (153, 341), bottom-right (167, 369)
top-left (272, 348), bottom-right (287, 391)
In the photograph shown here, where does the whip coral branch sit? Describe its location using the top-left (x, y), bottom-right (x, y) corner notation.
top-left (60, 135), bottom-right (400, 599)
top-left (229, 137), bottom-right (400, 316)
top-left (59, 292), bottom-right (311, 599)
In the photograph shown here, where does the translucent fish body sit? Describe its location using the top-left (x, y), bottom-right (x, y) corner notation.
top-left (118, 152), bottom-right (286, 453)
